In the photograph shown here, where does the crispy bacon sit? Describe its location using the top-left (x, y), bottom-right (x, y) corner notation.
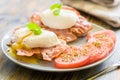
top-left (16, 48), bottom-right (41, 57)
top-left (15, 6), bottom-right (93, 61)
top-left (41, 43), bottom-right (68, 61)
top-left (41, 28), bottom-right (77, 43)
top-left (16, 40), bottom-right (68, 61)
top-left (70, 16), bottom-right (92, 37)
top-left (30, 10), bottom-right (92, 43)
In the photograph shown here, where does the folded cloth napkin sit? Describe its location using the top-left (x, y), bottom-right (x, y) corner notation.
top-left (62, 0), bottom-right (120, 28)
top-left (91, 0), bottom-right (120, 7)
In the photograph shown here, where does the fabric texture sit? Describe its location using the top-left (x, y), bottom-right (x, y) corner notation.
top-left (91, 0), bottom-right (120, 7)
top-left (62, 0), bottom-right (120, 28)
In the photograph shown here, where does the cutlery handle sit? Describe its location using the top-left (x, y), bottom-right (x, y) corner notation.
top-left (87, 66), bottom-right (117, 80)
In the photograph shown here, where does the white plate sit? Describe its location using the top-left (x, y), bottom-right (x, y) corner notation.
top-left (1, 24), bottom-right (114, 72)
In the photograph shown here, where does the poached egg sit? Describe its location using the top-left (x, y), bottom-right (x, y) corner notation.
top-left (14, 27), bottom-right (60, 48)
top-left (40, 9), bottom-right (79, 29)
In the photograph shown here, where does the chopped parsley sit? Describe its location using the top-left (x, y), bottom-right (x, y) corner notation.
top-left (50, 3), bottom-right (62, 16)
top-left (27, 22), bottom-right (42, 35)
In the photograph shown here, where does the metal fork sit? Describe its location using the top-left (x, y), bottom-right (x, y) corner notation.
top-left (87, 62), bottom-right (120, 80)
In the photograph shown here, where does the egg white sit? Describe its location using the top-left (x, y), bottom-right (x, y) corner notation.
top-left (41, 9), bottom-right (79, 29)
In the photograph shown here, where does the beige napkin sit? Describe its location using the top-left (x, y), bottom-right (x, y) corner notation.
top-left (62, 0), bottom-right (120, 28)
top-left (91, 0), bottom-right (120, 7)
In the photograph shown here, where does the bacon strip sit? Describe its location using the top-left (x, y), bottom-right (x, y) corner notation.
top-left (16, 40), bottom-right (68, 61)
top-left (41, 43), bottom-right (68, 61)
top-left (30, 11), bottom-right (92, 43)
top-left (16, 48), bottom-right (41, 57)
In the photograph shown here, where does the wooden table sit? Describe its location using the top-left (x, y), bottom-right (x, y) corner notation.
top-left (0, 0), bottom-right (120, 80)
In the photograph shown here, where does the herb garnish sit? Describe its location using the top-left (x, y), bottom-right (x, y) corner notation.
top-left (50, 3), bottom-right (62, 16)
top-left (27, 22), bottom-right (42, 35)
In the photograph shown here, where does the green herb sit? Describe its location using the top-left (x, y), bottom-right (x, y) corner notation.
top-left (50, 3), bottom-right (62, 16)
top-left (27, 22), bottom-right (42, 35)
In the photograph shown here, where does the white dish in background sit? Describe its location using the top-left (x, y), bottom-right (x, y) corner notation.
top-left (1, 23), bottom-right (114, 72)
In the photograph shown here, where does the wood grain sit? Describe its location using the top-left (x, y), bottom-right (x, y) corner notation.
top-left (0, 0), bottom-right (120, 80)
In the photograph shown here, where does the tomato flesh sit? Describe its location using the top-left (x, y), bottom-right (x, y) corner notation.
top-left (87, 30), bottom-right (116, 43)
top-left (86, 30), bottom-right (116, 64)
top-left (54, 46), bottom-right (90, 68)
top-left (54, 30), bottom-right (116, 68)
top-left (80, 43), bottom-right (100, 64)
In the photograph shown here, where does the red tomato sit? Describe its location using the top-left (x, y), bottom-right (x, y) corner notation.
top-left (86, 30), bottom-right (116, 64)
top-left (80, 43), bottom-right (100, 64)
top-left (54, 46), bottom-right (90, 68)
top-left (94, 37), bottom-right (115, 60)
top-left (55, 30), bottom-right (116, 67)
top-left (87, 30), bottom-right (116, 57)
top-left (87, 30), bottom-right (116, 43)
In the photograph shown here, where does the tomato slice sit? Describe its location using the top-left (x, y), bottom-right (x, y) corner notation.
top-left (87, 30), bottom-right (116, 56)
top-left (93, 37), bottom-right (115, 60)
top-left (83, 37), bottom-right (114, 64)
top-left (87, 30), bottom-right (116, 43)
top-left (80, 43), bottom-right (100, 64)
top-left (54, 46), bottom-right (90, 68)
top-left (94, 37), bottom-right (115, 60)
top-left (54, 30), bottom-right (116, 67)
top-left (86, 30), bottom-right (116, 64)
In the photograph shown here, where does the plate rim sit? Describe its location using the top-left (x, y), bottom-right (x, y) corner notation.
top-left (1, 23), bottom-right (115, 72)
